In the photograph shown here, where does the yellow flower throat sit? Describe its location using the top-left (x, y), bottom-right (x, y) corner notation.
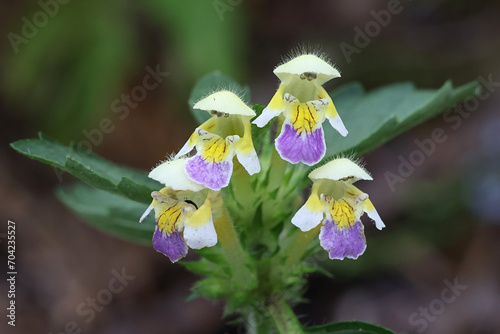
top-left (158, 202), bottom-right (185, 235)
top-left (201, 136), bottom-right (232, 163)
top-left (330, 199), bottom-right (356, 229)
top-left (290, 101), bottom-right (319, 134)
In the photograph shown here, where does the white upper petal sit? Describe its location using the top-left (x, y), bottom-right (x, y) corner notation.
top-left (194, 90), bottom-right (255, 116)
top-left (309, 158), bottom-right (372, 182)
top-left (149, 158), bottom-right (205, 191)
top-left (274, 54), bottom-right (340, 85)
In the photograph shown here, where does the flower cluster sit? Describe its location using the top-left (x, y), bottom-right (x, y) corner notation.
top-left (140, 52), bottom-right (385, 263)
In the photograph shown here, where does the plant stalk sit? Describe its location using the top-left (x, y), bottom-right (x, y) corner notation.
top-left (285, 225), bottom-right (321, 265)
top-left (212, 192), bottom-right (255, 288)
top-left (267, 296), bottom-right (303, 334)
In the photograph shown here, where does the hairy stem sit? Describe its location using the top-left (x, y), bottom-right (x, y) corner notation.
top-left (285, 225), bottom-right (321, 265)
top-left (245, 309), bottom-right (275, 334)
top-left (267, 296), bottom-right (303, 334)
top-left (267, 147), bottom-right (288, 191)
top-left (212, 192), bottom-right (255, 288)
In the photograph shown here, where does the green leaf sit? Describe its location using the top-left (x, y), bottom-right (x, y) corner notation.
top-left (188, 71), bottom-right (251, 124)
top-left (10, 133), bottom-right (161, 204)
top-left (304, 321), bottom-right (397, 334)
top-left (117, 177), bottom-right (158, 204)
top-left (10, 133), bottom-right (69, 169)
top-left (65, 155), bottom-right (118, 193)
top-left (324, 80), bottom-right (478, 157)
top-left (56, 184), bottom-right (154, 244)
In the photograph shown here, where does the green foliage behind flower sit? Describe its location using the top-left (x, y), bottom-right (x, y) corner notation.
top-left (2, 0), bottom-right (246, 141)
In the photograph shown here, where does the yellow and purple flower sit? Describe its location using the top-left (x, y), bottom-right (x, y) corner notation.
top-left (291, 158), bottom-right (385, 260)
top-left (175, 90), bottom-right (260, 190)
top-left (253, 53), bottom-right (348, 166)
top-left (140, 158), bottom-right (217, 262)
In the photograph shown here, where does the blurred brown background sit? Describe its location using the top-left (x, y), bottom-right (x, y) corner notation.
top-left (1, 0), bottom-right (499, 333)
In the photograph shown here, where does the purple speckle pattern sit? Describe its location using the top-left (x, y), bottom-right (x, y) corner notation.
top-left (319, 220), bottom-right (367, 260)
top-left (185, 154), bottom-right (233, 191)
top-left (275, 124), bottom-right (326, 165)
top-left (153, 227), bottom-right (188, 263)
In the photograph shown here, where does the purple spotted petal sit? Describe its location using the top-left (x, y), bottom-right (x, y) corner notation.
top-left (275, 123), bottom-right (326, 165)
top-left (153, 227), bottom-right (188, 263)
top-left (185, 154), bottom-right (233, 191)
top-left (319, 220), bottom-right (366, 260)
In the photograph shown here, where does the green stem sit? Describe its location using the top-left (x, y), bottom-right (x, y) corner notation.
top-left (267, 296), bottom-right (303, 334)
top-left (285, 225), bottom-right (321, 265)
top-left (231, 162), bottom-right (255, 210)
top-left (212, 193), bottom-right (254, 288)
top-left (267, 147), bottom-right (288, 191)
top-left (262, 147), bottom-right (289, 222)
top-left (245, 309), bottom-right (275, 334)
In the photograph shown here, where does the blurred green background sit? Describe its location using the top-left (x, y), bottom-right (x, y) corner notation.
top-left (1, 0), bottom-right (499, 333)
